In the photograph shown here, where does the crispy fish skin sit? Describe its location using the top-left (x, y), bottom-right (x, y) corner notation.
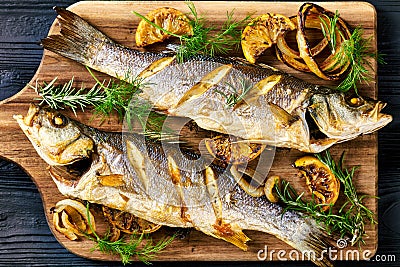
top-left (41, 8), bottom-right (391, 153)
top-left (15, 104), bottom-right (333, 267)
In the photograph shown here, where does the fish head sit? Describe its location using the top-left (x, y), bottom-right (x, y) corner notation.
top-left (14, 104), bottom-right (94, 166)
top-left (308, 93), bottom-right (392, 139)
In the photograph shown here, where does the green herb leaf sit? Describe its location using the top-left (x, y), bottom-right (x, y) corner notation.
top-left (319, 10), bottom-right (341, 54)
top-left (335, 27), bottom-right (382, 93)
top-left (214, 78), bottom-right (253, 108)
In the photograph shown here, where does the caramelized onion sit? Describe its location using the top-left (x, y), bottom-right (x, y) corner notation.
top-left (274, 3), bottom-right (352, 81)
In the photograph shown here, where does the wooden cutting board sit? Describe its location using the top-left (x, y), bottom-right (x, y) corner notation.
top-left (0, 1), bottom-right (378, 263)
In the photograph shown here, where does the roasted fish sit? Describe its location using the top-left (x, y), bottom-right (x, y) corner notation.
top-left (41, 8), bottom-right (392, 153)
top-left (15, 104), bottom-right (333, 267)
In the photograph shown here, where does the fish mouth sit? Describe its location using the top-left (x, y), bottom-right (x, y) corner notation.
top-left (367, 101), bottom-right (390, 121)
top-left (362, 101), bottom-right (392, 134)
top-left (13, 103), bottom-right (41, 129)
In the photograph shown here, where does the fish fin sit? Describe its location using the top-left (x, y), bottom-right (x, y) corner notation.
top-left (269, 103), bottom-right (298, 127)
top-left (283, 231), bottom-right (334, 267)
top-left (303, 233), bottom-right (335, 267)
top-left (208, 223), bottom-right (251, 251)
top-left (41, 7), bottom-right (112, 66)
top-left (309, 138), bottom-right (339, 153)
top-left (125, 139), bottom-right (150, 191)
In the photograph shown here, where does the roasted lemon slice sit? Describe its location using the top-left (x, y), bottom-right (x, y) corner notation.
top-left (204, 135), bottom-right (265, 164)
top-left (241, 13), bottom-right (295, 64)
top-left (294, 156), bottom-right (340, 211)
top-left (135, 7), bottom-right (193, 47)
top-left (102, 206), bottom-right (161, 234)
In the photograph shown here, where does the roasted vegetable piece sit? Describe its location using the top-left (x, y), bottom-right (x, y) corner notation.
top-left (296, 3), bottom-right (352, 80)
top-left (294, 156), bottom-right (340, 211)
top-left (135, 7), bottom-right (193, 47)
top-left (53, 199), bottom-right (96, 240)
top-left (204, 135), bottom-right (265, 164)
top-left (241, 13), bottom-right (295, 63)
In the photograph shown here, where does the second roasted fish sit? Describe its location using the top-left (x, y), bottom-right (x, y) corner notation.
top-left (15, 104), bottom-right (334, 266)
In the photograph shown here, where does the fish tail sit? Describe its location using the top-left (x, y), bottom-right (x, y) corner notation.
top-left (289, 231), bottom-right (335, 267)
top-left (41, 7), bottom-right (113, 66)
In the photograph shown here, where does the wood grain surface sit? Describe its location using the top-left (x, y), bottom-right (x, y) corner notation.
top-left (0, 1), bottom-right (398, 266)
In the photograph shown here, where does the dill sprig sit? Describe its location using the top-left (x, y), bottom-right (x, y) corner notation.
top-left (319, 11), bottom-right (384, 93)
top-left (86, 68), bottom-right (175, 140)
top-left (86, 67), bottom-right (145, 121)
top-left (319, 10), bottom-right (340, 54)
top-left (85, 203), bottom-right (175, 265)
top-left (335, 27), bottom-right (384, 93)
top-left (133, 1), bottom-right (251, 62)
top-left (32, 77), bottom-right (105, 116)
top-left (275, 150), bottom-right (377, 246)
top-left (214, 78), bottom-right (253, 107)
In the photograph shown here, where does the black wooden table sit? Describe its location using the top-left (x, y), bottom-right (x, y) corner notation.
top-left (1, 1), bottom-right (399, 266)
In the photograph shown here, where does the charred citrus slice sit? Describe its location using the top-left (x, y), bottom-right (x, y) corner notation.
top-left (294, 156), bottom-right (340, 211)
top-left (102, 206), bottom-right (161, 234)
top-left (241, 13), bottom-right (295, 64)
top-left (264, 175), bottom-right (281, 203)
top-left (135, 7), bottom-right (193, 47)
top-left (204, 135), bottom-right (265, 164)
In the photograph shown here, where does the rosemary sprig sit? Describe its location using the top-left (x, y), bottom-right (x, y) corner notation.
top-left (32, 77), bottom-right (105, 116)
top-left (275, 150), bottom-right (377, 246)
top-left (133, 1), bottom-right (251, 62)
top-left (214, 78), bottom-right (253, 107)
top-left (85, 203), bottom-right (175, 265)
top-left (32, 69), bottom-right (173, 139)
top-left (319, 10), bottom-right (340, 54)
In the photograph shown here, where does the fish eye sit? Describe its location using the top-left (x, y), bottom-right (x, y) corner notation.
top-left (346, 96), bottom-right (364, 107)
top-left (52, 114), bottom-right (68, 127)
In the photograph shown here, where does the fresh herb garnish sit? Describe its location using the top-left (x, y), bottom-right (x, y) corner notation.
top-left (32, 77), bottom-right (105, 116)
top-left (86, 67), bottom-right (147, 121)
top-left (319, 11), bottom-right (384, 93)
top-left (214, 78), bottom-right (253, 107)
top-left (275, 150), bottom-right (377, 246)
top-left (319, 10), bottom-right (340, 54)
top-left (335, 27), bottom-right (384, 93)
top-left (133, 1), bottom-right (251, 62)
top-left (33, 69), bottom-right (172, 139)
top-left (85, 203), bottom-right (175, 265)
